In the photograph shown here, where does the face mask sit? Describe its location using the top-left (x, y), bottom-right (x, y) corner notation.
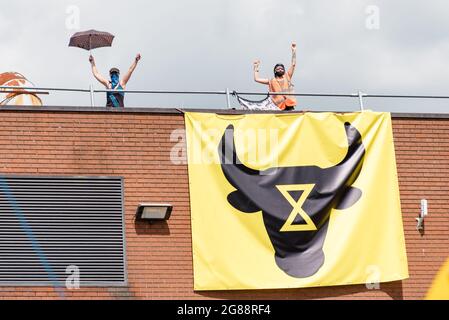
top-left (110, 73), bottom-right (120, 87)
top-left (275, 70), bottom-right (285, 77)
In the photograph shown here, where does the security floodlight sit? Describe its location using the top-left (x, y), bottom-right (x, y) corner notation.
top-left (136, 203), bottom-right (172, 222)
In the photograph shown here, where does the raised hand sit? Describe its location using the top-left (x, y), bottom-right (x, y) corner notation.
top-left (253, 60), bottom-right (261, 70)
top-left (135, 53), bottom-right (141, 62)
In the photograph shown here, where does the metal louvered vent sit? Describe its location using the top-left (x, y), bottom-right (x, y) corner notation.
top-left (0, 176), bottom-right (126, 286)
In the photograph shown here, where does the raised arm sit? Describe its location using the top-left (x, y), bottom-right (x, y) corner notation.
top-left (287, 43), bottom-right (297, 78)
top-left (121, 54), bottom-right (141, 87)
top-left (89, 55), bottom-right (109, 87)
top-left (253, 60), bottom-right (269, 85)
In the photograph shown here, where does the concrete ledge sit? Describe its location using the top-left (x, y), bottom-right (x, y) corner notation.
top-left (1, 105), bottom-right (449, 119)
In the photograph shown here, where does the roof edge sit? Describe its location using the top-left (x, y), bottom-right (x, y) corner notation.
top-left (1, 105), bottom-right (449, 119)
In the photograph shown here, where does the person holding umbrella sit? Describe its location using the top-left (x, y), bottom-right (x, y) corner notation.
top-left (89, 54), bottom-right (141, 108)
top-left (69, 29), bottom-right (142, 108)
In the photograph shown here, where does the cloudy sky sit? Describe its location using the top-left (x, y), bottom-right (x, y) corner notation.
top-left (2, 0), bottom-right (449, 112)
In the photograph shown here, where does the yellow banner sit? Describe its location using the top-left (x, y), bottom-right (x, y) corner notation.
top-left (186, 111), bottom-right (408, 290)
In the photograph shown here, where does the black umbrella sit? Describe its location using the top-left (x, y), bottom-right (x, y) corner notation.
top-left (68, 29), bottom-right (114, 52)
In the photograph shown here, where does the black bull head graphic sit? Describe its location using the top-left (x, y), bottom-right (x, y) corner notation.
top-left (218, 122), bottom-right (365, 278)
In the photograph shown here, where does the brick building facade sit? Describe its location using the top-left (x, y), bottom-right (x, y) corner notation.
top-left (0, 106), bottom-right (447, 299)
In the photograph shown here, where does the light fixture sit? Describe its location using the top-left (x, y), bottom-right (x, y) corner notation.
top-left (416, 199), bottom-right (427, 232)
top-left (136, 203), bottom-right (172, 222)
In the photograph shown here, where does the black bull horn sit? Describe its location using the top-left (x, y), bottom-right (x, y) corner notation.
top-left (218, 122), bottom-right (365, 278)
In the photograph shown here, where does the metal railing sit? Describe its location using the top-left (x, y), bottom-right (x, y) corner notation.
top-left (3, 85), bottom-right (449, 111)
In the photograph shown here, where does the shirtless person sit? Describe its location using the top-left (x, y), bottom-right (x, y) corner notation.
top-left (254, 43), bottom-right (297, 110)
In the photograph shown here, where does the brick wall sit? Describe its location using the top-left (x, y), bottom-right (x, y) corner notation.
top-left (0, 108), bottom-right (447, 300)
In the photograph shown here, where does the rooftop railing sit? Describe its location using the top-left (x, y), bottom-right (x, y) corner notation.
top-left (3, 85), bottom-right (449, 111)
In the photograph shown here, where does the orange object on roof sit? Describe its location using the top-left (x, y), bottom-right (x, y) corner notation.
top-left (0, 72), bottom-right (42, 106)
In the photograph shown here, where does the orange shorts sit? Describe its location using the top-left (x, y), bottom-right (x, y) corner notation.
top-left (278, 97), bottom-right (297, 110)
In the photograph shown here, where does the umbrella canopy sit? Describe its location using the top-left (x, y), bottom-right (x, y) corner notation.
top-left (68, 29), bottom-right (114, 51)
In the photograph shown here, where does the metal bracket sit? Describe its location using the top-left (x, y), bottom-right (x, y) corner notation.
top-left (358, 91), bottom-right (365, 111)
top-left (89, 84), bottom-right (95, 107)
top-left (416, 216), bottom-right (425, 231)
top-left (417, 199), bottom-right (428, 232)
top-left (226, 88), bottom-right (231, 109)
